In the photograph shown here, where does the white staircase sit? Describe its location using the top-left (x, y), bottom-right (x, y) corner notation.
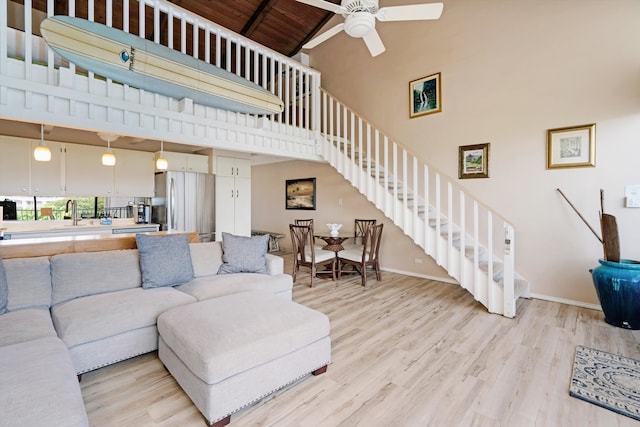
top-left (317, 90), bottom-right (530, 318)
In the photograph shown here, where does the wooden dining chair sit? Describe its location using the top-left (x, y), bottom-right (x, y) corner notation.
top-left (343, 219), bottom-right (376, 251)
top-left (338, 223), bottom-right (384, 288)
top-left (289, 223), bottom-right (336, 287)
top-left (294, 219), bottom-right (314, 227)
top-left (294, 218), bottom-right (326, 250)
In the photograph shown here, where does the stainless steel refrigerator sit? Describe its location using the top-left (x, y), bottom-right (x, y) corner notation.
top-left (151, 171), bottom-right (215, 242)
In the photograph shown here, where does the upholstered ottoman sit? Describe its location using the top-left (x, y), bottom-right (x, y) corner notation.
top-left (157, 292), bottom-right (331, 426)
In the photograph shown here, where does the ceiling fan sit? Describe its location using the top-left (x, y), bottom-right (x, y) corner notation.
top-left (297, 0), bottom-right (443, 57)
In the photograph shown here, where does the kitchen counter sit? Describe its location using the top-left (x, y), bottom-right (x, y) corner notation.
top-left (0, 220), bottom-right (159, 240)
top-left (0, 230), bottom-right (198, 259)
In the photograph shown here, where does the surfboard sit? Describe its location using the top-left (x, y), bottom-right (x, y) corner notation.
top-left (40, 16), bottom-right (285, 116)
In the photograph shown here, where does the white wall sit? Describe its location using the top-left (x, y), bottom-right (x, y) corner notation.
top-left (304, 0), bottom-right (640, 305)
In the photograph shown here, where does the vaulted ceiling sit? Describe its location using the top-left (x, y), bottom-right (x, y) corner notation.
top-left (169, 0), bottom-right (338, 57)
top-left (31, 0), bottom-right (339, 57)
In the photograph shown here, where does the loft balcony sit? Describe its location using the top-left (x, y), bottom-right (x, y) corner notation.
top-left (0, 0), bottom-right (322, 160)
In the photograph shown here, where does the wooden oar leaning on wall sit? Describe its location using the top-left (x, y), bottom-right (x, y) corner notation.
top-left (556, 188), bottom-right (620, 262)
top-left (600, 189), bottom-right (621, 262)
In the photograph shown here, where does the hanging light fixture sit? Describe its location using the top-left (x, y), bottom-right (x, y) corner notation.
top-left (156, 140), bottom-right (168, 171)
top-left (33, 124), bottom-right (51, 162)
top-left (99, 133), bottom-right (116, 166)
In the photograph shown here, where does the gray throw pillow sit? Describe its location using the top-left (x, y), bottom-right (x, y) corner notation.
top-left (136, 233), bottom-right (194, 288)
top-left (0, 255), bottom-right (8, 315)
top-left (218, 232), bottom-right (269, 274)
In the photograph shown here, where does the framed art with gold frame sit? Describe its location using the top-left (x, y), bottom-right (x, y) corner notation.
top-left (409, 72), bottom-right (441, 118)
top-left (458, 143), bottom-right (490, 179)
top-left (546, 124), bottom-right (596, 169)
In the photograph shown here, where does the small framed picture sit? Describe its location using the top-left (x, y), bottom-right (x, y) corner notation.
top-left (409, 72), bottom-right (441, 118)
top-left (286, 178), bottom-right (316, 210)
top-left (458, 143), bottom-right (490, 179)
top-left (547, 124), bottom-right (596, 169)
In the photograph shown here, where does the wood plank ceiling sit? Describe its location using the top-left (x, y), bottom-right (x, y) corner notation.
top-left (30, 0), bottom-right (340, 57)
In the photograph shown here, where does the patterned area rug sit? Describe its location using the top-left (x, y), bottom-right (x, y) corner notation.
top-left (570, 345), bottom-right (640, 420)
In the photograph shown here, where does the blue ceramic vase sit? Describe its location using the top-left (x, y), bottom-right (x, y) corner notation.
top-left (590, 259), bottom-right (640, 330)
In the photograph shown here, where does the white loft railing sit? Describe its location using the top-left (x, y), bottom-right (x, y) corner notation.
top-left (319, 89), bottom-right (529, 318)
top-left (0, 0), bottom-right (321, 154)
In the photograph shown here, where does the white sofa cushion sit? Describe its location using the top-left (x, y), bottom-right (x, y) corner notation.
top-left (51, 287), bottom-right (196, 348)
top-left (176, 273), bottom-right (293, 301)
top-left (3, 256), bottom-right (51, 310)
top-left (51, 250), bottom-right (142, 305)
top-left (0, 336), bottom-right (89, 426)
top-left (0, 308), bottom-right (57, 347)
top-left (190, 241), bottom-right (284, 276)
top-left (189, 241), bottom-right (224, 277)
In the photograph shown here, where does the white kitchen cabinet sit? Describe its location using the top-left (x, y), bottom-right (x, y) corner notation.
top-left (215, 156), bottom-right (251, 240)
top-left (0, 136), bottom-right (155, 198)
top-left (30, 140), bottom-right (63, 195)
top-left (155, 152), bottom-right (209, 173)
top-left (186, 153), bottom-right (209, 173)
top-left (64, 144), bottom-right (115, 196)
top-left (0, 136), bottom-right (31, 195)
top-left (114, 149), bottom-right (154, 197)
top-left (0, 136), bottom-right (63, 196)
top-left (216, 155), bottom-right (250, 178)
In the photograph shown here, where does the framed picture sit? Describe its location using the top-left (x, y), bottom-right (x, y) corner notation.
top-left (458, 143), bottom-right (490, 179)
top-left (547, 124), bottom-right (596, 169)
top-left (286, 178), bottom-right (316, 210)
top-left (409, 72), bottom-right (441, 118)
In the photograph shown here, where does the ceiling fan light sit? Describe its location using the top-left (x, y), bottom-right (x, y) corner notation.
top-left (344, 12), bottom-right (375, 38)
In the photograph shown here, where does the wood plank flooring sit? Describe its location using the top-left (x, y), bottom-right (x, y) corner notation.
top-left (80, 255), bottom-right (640, 426)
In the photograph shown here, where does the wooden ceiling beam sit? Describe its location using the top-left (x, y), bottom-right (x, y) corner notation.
top-left (241, 0), bottom-right (278, 37)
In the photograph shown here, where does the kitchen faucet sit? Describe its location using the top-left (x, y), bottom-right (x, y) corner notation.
top-left (65, 199), bottom-right (79, 226)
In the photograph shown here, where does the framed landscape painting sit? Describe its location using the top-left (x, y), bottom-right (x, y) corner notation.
top-left (458, 143), bottom-right (490, 179)
top-left (409, 72), bottom-right (441, 118)
top-left (547, 124), bottom-right (596, 169)
top-left (286, 178), bottom-right (316, 210)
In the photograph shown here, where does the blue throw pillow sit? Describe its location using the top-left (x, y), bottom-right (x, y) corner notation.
top-left (136, 233), bottom-right (194, 288)
top-left (0, 255), bottom-right (8, 314)
top-left (218, 232), bottom-right (269, 274)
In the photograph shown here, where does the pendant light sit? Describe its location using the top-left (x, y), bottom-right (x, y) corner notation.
top-left (100, 134), bottom-right (116, 166)
top-left (33, 124), bottom-right (51, 162)
top-left (156, 140), bottom-right (168, 171)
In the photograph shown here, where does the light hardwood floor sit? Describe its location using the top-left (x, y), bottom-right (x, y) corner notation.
top-left (80, 255), bottom-right (640, 426)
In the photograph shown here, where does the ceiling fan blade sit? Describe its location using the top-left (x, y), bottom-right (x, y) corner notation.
top-left (377, 3), bottom-right (444, 22)
top-left (362, 28), bottom-right (386, 57)
top-left (295, 0), bottom-right (344, 14)
top-left (303, 23), bottom-right (345, 49)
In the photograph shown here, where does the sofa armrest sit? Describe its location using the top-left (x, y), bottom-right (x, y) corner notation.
top-left (265, 254), bottom-right (284, 275)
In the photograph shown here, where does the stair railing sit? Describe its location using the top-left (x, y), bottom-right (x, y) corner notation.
top-left (318, 89), bottom-right (520, 317)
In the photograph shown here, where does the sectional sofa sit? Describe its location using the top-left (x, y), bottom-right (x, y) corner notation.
top-left (0, 233), bottom-right (300, 426)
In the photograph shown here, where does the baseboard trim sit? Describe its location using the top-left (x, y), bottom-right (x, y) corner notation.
top-left (381, 267), bottom-right (602, 311)
top-left (529, 293), bottom-right (602, 312)
top-left (380, 267), bottom-right (602, 311)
